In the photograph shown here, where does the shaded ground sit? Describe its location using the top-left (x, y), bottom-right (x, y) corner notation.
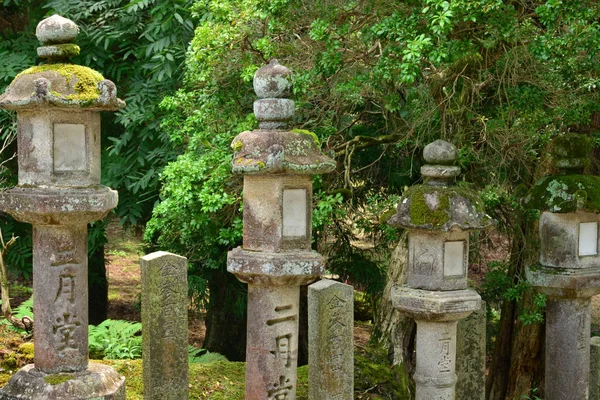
top-left (105, 221), bottom-right (206, 347)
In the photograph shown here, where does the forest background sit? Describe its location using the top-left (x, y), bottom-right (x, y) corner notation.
top-left (0, 1), bottom-right (599, 399)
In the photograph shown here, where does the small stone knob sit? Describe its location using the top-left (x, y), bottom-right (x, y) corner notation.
top-left (36, 15), bottom-right (79, 45)
top-left (253, 59), bottom-right (292, 99)
top-left (253, 60), bottom-right (294, 130)
top-left (421, 140), bottom-right (460, 186)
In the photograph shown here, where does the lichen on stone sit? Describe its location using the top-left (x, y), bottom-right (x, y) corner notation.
top-left (43, 374), bottom-right (75, 385)
top-left (15, 63), bottom-right (103, 103)
top-left (525, 174), bottom-right (600, 213)
top-left (291, 128), bottom-right (320, 146)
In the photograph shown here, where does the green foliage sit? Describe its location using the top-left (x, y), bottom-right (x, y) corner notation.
top-left (88, 319), bottom-right (142, 360)
top-left (44, 0), bottom-right (196, 226)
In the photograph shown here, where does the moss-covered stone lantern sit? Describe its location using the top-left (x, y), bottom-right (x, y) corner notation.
top-left (389, 140), bottom-right (492, 400)
top-left (525, 133), bottom-right (600, 400)
top-left (0, 15), bottom-right (125, 400)
top-left (227, 60), bottom-right (335, 400)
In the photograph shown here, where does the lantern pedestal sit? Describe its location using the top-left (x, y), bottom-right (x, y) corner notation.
top-left (527, 266), bottom-right (600, 400)
top-left (0, 363), bottom-right (125, 400)
top-left (392, 287), bottom-right (481, 400)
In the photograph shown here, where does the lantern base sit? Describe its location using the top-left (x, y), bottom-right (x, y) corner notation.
top-left (526, 265), bottom-right (600, 298)
top-left (0, 362), bottom-right (125, 400)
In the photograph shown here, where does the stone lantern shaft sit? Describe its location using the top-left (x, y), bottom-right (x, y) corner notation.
top-left (227, 60), bottom-right (335, 400)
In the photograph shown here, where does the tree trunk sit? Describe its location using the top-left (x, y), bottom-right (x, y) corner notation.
top-left (486, 220), bottom-right (545, 400)
top-left (375, 232), bottom-right (416, 372)
top-left (88, 244), bottom-right (108, 325)
top-left (203, 270), bottom-right (247, 361)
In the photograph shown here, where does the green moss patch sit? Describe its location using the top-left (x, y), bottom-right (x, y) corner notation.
top-left (403, 184), bottom-right (486, 228)
top-left (526, 174), bottom-right (600, 213)
top-left (15, 63), bottom-right (104, 103)
top-left (43, 374), bottom-right (75, 385)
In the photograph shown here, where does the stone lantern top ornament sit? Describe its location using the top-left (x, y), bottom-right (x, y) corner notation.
top-left (389, 139), bottom-right (492, 232)
top-left (0, 14), bottom-right (124, 111)
top-left (525, 133), bottom-right (600, 214)
top-left (231, 59), bottom-right (336, 175)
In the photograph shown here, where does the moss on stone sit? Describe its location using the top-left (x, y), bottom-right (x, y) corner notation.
top-left (15, 63), bottom-right (104, 103)
top-left (291, 128), bottom-right (320, 146)
top-left (54, 43), bottom-right (81, 58)
top-left (43, 374), bottom-right (75, 385)
top-left (232, 140), bottom-right (243, 152)
top-left (526, 174), bottom-right (600, 213)
top-left (551, 133), bottom-right (592, 159)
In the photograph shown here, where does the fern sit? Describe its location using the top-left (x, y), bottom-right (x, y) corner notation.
top-left (0, 295), bottom-right (33, 333)
top-left (188, 346), bottom-right (227, 364)
top-left (88, 319), bottom-right (142, 360)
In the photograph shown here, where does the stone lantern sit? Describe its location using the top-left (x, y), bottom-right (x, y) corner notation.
top-left (0, 15), bottom-right (125, 399)
top-left (525, 133), bottom-right (600, 400)
top-left (389, 140), bottom-right (492, 400)
top-left (227, 60), bottom-right (335, 400)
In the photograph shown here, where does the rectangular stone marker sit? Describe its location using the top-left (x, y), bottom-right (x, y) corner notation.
top-left (308, 279), bottom-right (354, 400)
top-left (456, 300), bottom-right (486, 400)
top-left (141, 251), bottom-right (189, 400)
top-left (591, 336), bottom-right (600, 400)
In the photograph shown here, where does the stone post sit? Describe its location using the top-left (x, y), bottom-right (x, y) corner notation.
top-left (0, 15), bottom-right (126, 400)
top-left (227, 60), bottom-right (335, 400)
top-left (525, 133), bottom-right (600, 400)
top-left (308, 279), bottom-right (354, 400)
top-left (388, 140), bottom-right (492, 400)
top-left (456, 301), bottom-right (486, 400)
top-left (141, 251), bottom-right (189, 400)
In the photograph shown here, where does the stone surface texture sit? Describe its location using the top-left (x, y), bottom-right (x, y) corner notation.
top-left (0, 362), bottom-right (125, 399)
top-left (545, 297), bottom-right (591, 400)
top-left (246, 285), bottom-right (300, 400)
top-left (36, 15), bottom-right (79, 44)
top-left (456, 301), bottom-right (486, 400)
top-left (590, 336), bottom-right (600, 400)
top-left (141, 251), bottom-right (189, 400)
top-left (539, 211), bottom-right (600, 269)
top-left (407, 230), bottom-right (469, 291)
top-left (308, 280), bottom-right (354, 400)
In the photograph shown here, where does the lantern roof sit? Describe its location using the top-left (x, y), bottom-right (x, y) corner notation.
top-left (0, 15), bottom-right (124, 111)
top-left (231, 60), bottom-right (335, 175)
top-left (525, 133), bottom-right (600, 213)
top-left (389, 140), bottom-right (493, 231)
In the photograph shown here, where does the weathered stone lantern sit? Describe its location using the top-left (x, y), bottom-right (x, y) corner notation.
top-left (525, 133), bottom-right (600, 400)
top-left (227, 60), bottom-right (335, 400)
top-left (0, 15), bottom-right (125, 399)
top-left (389, 140), bottom-right (492, 400)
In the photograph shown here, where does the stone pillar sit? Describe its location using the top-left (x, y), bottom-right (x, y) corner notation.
top-left (455, 301), bottom-right (486, 400)
top-left (525, 133), bottom-right (600, 400)
top-left (227, 60), bottom-right (335, 400)
top-left (141, 251), bottom-right (189, 400)
top-left (388, 140), bottom-right (492, 400)
top-left (0, 14), bottom-right (126, 400)
top-left (308, 279), bottom-right (354, 400)
top-left (590, 336), bottom-right (600, 400)
top-left (33, 225), bottom-right (88, 373)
